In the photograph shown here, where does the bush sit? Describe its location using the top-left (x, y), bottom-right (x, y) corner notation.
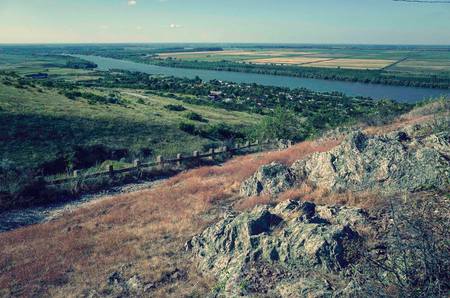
top-left (165, 104), bottom-right (186, 111)
top-left (200, 123), bottom-right (245, 141)
top-left (179, 122), bottom-right (197, 135)
top-left (185, 111), bottom-right (208, 122)
top-left (0, 159), bottom-right (48, 210)
top-left (257, 106), bottom-right (312, 141)
top-left (353, 195), bottom-right (450, 297)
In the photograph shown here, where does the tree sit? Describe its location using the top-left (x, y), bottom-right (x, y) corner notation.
top-left (257, 107), bottom-right (311, 141)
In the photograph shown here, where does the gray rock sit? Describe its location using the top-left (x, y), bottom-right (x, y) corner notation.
top-left (242, 123), bottom-right (449, 197)
top-left (189, 200), bottom-right (364, 296)
top-left (105, 266), bottom-right (144, 297)
top-left (276, 278), bottom-right (333, 298)
top-left (240, 162), bottom-right (296, 197)
top-left (289, 129), bottom-right (449, 193)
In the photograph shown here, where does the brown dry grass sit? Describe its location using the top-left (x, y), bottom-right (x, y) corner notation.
top-left (364, 99), bottom-right (449, 136)
top-left (246, 57), bottom-right (330, 65)
top-left (307, 58), bottom-right (395, 70)
top-left (0, 139), bottom-right (339, 297)
top-left (158, 50), bottom-right (314, 58)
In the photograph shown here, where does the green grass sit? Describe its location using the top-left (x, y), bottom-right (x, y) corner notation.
top-left (0, 75), bottom-right (260, 171)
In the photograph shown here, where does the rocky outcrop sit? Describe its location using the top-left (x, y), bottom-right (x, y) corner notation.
top-left (241, 126), bottom-right (449, 196)
top-left (240, 162), bottom-right (296, 197)
top-left (292, 130), bottom-right (449, 193)
top-left (188, 200), bottom-right (366, 296)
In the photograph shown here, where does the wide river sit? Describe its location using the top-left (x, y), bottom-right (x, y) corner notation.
top-left (76, 55), bottom-right (450, 103)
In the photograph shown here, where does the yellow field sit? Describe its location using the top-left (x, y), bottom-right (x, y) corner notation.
top-left (246, 57), bottom-right (331, 65)
top-left (158, 50), bottom-right (314, 58)
top-left (157, 50), bottom-right (398, 70)
top-left (306, 58), bottom-right (396, 70)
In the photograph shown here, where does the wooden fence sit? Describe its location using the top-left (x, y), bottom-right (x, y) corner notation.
top-left (48, 139), bottom-right (293, 185)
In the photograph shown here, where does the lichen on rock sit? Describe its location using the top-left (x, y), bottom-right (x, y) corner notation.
top-left (240, 162), bottom-right (296, 197)
top-left (188, 200), bottom-right (366, 296)
top-left (241, 125), bottom-right (449, 197)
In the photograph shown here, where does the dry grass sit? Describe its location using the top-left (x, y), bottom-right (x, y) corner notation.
top-left (158, 50), bottom-right (314, 58)
top-left (307, 58), bottom-right (395, 70)
top-left (0, 139), bottom-right (339, 297)
top-left (246, 57), bottom-right (330, 65)
top-left (364, 98), bottom-right (449, 135)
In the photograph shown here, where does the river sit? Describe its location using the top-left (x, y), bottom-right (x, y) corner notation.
top-left (75, 55), bottom-right (450, 103)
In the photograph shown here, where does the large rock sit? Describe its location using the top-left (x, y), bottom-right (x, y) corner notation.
top-left (242, 126), bottom-right (449, 197)
top-left (188, 200), bottom-right (365, 296)
top-left (240, 162), bottom-right (296, 196)
top-left (291, 130), bottom-right (449, 193)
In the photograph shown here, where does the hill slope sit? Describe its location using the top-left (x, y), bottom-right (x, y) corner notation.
top-left (0, 100), bottom-right (448, 297)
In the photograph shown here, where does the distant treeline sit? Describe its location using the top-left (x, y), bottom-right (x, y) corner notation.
top-left (148, 59), bottom-right (450, 89)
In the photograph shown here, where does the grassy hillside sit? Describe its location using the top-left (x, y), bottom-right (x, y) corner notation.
top-left (0, 76), bottom-right (260, 170)
top-left (0, 102), bottom-right (447, 297)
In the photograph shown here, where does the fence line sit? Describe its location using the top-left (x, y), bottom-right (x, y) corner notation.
top-left (48, 139), bottom-right (293, 185)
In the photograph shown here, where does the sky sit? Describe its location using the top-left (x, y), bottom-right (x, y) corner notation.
top-left (0, 0), bottom-right (449, 44)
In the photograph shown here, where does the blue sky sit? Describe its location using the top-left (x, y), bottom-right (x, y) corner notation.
top-left (0, 0), bottom-right (449, 44)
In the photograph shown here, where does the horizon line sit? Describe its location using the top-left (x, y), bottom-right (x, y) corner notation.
top-left (0, 42), bottom-right (450, 47)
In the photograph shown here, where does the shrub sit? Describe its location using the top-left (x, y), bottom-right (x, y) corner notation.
top-left (185, 112), bottom-right (208, 122)
top-left (200, 123), bottom-right (245, 141)
top-left (353, 195), bottom-right (450, 297)
top-left (256, 106), bottom-right (312, 141)
top-left (63, 90), bottom-right (82, 100)
top-left (165, 104), bottom-right (186, 112)
top-left (179, 122), bottom-right (197, 135)
top-left (0, 159), bottom-right (48, 210)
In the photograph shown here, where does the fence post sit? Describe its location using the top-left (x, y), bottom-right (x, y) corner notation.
top-left (176, 153), bottom-right (182, 167)
top-left (73, 170), bottom-right (79, 178)
top-left (254, 140), bottom-right (259, 151)
top-left (133, 159), bottom-right (141, 168)
top-left (208, 148), bottom-right (215, 160)
top-left (244, 141), bottom-right (250, 148)
top-left (287, 140), bottom-right (293, 148)
top-left (193, 150), bottom-right (200, 166)
top-left (108, 165), bottom-right (114, 177)
top-left (156, 155), bottom-right (164, 170)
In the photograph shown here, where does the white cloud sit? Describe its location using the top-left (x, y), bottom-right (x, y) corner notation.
top-left (136, 26), bottom-right (143, 30)
top-left (128, 0), bottom-right (137, 6)
top-left (169, 24), bottom-right (182, 29)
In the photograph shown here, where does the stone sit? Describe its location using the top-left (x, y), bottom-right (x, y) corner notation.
top-left (240, 162), bottom-right (296, 197)
top-left (242, 123), bottom-right (449, 197)
top-left (189, 200), bottom-right (364, 296)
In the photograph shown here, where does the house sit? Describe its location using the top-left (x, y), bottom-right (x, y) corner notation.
top-left (208, 91), bottom-right (223, 100)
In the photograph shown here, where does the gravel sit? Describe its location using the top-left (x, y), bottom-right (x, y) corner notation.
top-left (0, 179), bottom-right (164, 233)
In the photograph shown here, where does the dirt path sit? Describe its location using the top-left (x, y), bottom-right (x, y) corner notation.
top-left (0, 179), bottom-right (165, 233)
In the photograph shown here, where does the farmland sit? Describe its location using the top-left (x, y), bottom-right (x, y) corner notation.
top-left (156, 47), bottom-right (450, 74)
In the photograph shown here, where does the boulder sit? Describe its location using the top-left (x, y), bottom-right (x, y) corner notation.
top-left (240, 162), bottom-right (296, 197)
top-left (242, 127), bottom-right (449, 197)
top-left (189, 200), bottom-right (364, 296)
top-left (290, 130), bottom-right (449, 193)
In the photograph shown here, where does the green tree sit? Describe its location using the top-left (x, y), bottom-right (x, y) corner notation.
top-left (257, 107), bottom-right (311, 141)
